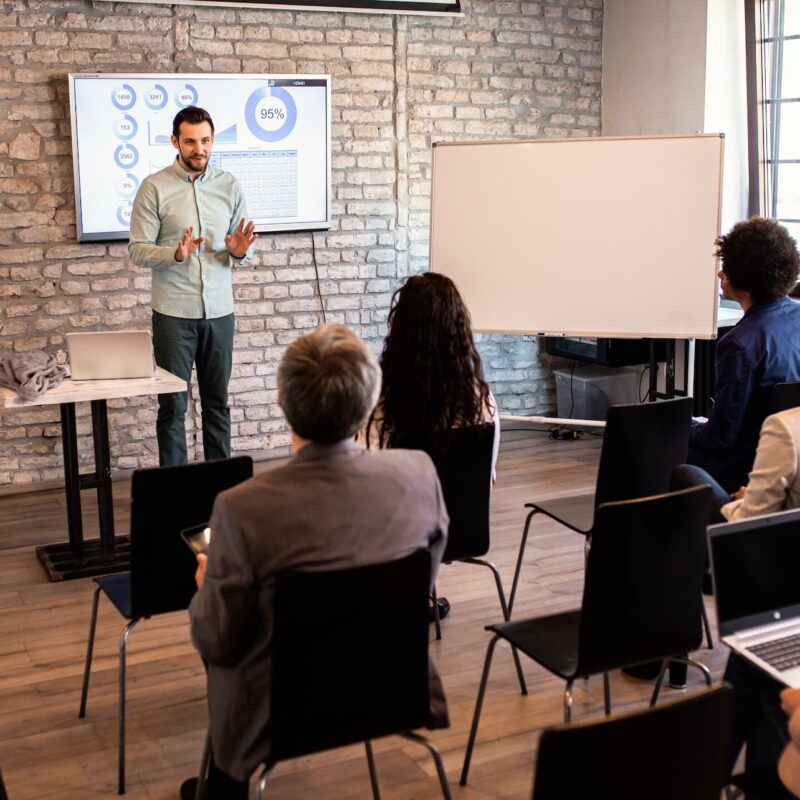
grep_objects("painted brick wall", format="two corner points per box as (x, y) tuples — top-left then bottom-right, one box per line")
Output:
(0, 0), (602, 486)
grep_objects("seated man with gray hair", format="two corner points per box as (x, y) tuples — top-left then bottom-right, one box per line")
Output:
(182, 323), (449, 799)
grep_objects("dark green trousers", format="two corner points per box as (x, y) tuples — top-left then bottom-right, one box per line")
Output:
(152, 311), (234, 466)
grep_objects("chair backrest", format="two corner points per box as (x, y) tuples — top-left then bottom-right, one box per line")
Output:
(769, 381), (800, 415)
(531, 686), (732, 800)
(576, 485), (711, 676)
(129, 456), (253, 618)
(393, 423), (494, 561)
(269, 549), (432, 762)
(594, 397), (692, 507)
(0, 765), (8, 800)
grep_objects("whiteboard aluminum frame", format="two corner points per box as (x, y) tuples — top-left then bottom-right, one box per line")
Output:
(429, 133), (725, 340)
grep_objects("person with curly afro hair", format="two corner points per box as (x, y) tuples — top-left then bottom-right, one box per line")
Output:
(689, 216), (800, 492)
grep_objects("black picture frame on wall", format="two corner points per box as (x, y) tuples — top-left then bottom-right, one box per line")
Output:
(95, 0), (462, 14)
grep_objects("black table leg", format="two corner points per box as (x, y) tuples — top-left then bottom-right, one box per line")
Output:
(36, 400), (130, 581)
(91, 399), (116, 558)
(60, 402), (84, 560)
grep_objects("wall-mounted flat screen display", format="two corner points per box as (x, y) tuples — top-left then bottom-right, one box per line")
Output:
(68, 73), (331, 242)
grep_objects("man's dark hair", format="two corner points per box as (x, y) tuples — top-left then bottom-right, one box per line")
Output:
(716, 217), (800, 304)
(172, 106), (215, 138)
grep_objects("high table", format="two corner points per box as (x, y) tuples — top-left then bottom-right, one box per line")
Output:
(0, 367), (185, 581)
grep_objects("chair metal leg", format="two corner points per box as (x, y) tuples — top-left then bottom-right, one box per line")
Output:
(650, 656), (712, 708)
(118, 619), (138, 795)
(603, 672), (611, 716)
(365, 741), (381, 800)
(508, 508), (536, 619)
(194, 731), (211, 800)
(464, 559), (511, 620)
(563, 679), (574, 723)
(509, 508), (537, 616)
(673, 654), (713, 686)
(659, 653), (712, 690)
(460, 634), (501, 786)
(79, 584), (102, 718)
(431, 586), (442, 641)
(403, 732), (453, 800)
(464, 558), (527, 695)
(649, 659), (670, 707)
(256, 764), (275, 799)
(701, 597), (714, 649)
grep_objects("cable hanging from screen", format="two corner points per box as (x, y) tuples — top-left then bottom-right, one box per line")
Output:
(311, 232), (326, 325)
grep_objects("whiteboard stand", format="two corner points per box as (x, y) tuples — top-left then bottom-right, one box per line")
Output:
(501, 414), (606, 429)
(500, 337), (689, 433)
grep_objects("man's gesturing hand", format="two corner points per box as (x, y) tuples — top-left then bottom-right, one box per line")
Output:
(175, 226), (204, 263)
(225, 217), (257, 258)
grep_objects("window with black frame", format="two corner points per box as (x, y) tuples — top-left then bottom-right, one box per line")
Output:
(747, 0), (800, 242)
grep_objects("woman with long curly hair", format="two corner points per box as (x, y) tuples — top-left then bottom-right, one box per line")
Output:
(367, 274), (499, 624)
(367, 272), (498, 461)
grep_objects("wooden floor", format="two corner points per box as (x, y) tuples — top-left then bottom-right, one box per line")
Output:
(0, 429), (731, 799)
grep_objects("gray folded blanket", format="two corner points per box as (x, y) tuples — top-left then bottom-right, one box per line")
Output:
(0, 351), (68, 401)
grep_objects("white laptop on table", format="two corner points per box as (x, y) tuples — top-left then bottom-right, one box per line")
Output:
(66, 330), (154, 381)
(709, 508), (800, 687)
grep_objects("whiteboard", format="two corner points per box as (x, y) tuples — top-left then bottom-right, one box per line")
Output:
(429, 134), (724, 339)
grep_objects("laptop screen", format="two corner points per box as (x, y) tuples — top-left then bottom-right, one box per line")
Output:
(708, 508), (800, 637)
(66, 330), (153, 381)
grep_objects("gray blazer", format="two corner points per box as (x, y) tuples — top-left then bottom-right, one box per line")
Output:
(189, 439), (450, 782)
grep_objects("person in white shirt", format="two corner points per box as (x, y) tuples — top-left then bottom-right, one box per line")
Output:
(674, 406), (800, 522)
(675, 406), (800, 777)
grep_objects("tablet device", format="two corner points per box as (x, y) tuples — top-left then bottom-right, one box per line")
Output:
(180, 523), (212, 556)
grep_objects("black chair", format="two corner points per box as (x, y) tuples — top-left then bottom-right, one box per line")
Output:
(769, 381), (800, 415)
(530, 686), (732, 800)
(508, 397), (713, 648)
(394, 423), (527, 691)
(195, 549), (452, 800)
(460, 485), (713, 785)
(78, 456), (253, 795)
(0, 766), (7, 800)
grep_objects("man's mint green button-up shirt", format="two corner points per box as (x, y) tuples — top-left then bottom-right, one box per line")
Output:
(128, 159), (252, 320)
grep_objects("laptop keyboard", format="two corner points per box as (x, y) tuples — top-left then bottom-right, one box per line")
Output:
(747, 633), (800, 672)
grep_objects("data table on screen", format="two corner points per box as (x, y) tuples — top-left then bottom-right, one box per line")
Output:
(210, 150), (298, 220)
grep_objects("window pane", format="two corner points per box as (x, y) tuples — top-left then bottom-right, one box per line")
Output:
(778, 101), (800, 160)
(780, 221), (800, 246)
(775, 163), (800, 219)
(780, 39), (800, 97)
(784, 0), (800, 37)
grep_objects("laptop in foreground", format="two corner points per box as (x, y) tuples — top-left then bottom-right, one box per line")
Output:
(66, 330), (153, 380)
(709, 508), (800, 687)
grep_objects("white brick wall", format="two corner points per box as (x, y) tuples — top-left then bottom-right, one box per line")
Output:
(0, 0), (602, 486)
